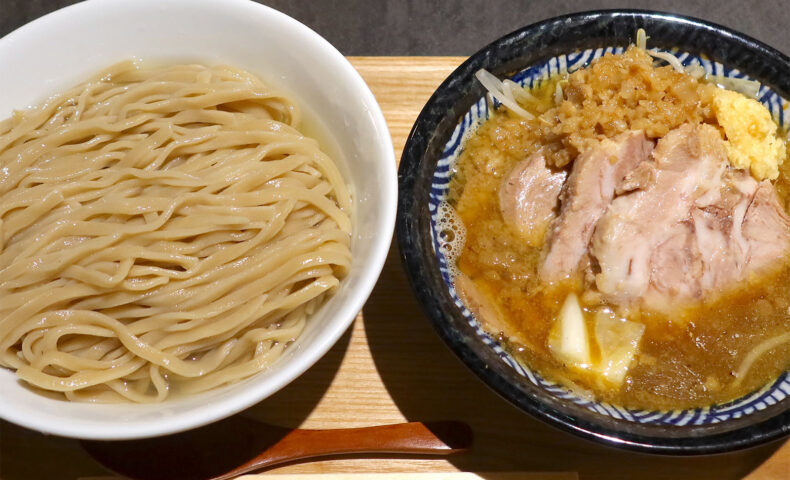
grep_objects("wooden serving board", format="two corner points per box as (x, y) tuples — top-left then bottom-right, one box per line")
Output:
(0, 57), (788, 480)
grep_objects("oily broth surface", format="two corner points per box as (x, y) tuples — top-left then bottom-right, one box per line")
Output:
(449, 51), (790, 410)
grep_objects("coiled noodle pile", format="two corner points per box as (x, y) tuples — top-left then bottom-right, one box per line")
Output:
(0, 61), (352, 402)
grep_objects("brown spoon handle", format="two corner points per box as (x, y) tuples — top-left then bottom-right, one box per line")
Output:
(211, 421), (472, 480)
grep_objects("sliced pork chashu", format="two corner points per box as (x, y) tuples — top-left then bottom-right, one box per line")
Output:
(742, 180), (790, 269)
(499, 151), (567, 246)
(591, 123), (790, 309)
(592, 123), (728, 304)
(540, 130), (654, 284)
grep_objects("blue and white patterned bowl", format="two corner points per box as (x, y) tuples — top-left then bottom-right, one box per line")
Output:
(397, 10), (790, 454)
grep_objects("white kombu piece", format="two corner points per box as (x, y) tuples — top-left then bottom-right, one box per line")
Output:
(594, 312), (646, 387)
(549, 293), (646, 388)
(549, 293), (591, 367)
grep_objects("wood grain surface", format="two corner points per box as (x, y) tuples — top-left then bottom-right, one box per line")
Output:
(0, 57), (788, 480)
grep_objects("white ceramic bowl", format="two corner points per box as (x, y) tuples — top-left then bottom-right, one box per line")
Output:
(0, 0), (395, 440)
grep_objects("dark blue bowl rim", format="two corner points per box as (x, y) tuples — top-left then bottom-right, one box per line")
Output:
(396, 9), (790, 455)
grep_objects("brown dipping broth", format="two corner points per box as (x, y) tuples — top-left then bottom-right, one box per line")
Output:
(449, 47), (790, 410)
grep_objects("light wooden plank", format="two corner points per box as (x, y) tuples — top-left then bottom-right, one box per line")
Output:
(349, 56), (462, 161)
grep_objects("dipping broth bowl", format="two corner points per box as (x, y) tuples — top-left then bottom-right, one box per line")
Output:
(397, 10), (790, 454)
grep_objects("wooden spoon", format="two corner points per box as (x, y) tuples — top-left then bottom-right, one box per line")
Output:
(82, 417), (472, 480)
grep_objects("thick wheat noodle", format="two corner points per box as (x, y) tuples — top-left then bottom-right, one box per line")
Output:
(0, 60), (352, 402)
(733, 332), (790, 386)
